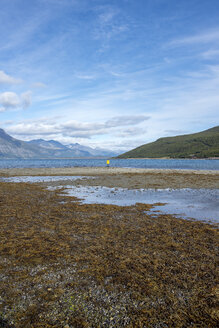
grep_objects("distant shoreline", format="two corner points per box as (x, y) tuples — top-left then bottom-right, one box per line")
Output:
(1, 166), (219, 175)
(0, 156), (219, 160)
(115, 157), (219, 160)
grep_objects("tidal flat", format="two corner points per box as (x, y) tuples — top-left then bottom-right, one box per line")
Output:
(0, 168), (219, 327)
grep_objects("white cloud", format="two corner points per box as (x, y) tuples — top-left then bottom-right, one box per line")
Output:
(169, 29), (219, 46)
(115, 127), (146, 137)
(0, 92), (20, 109)
(6, 62), (217, 150)
(21, 91), (32, 109)
(61, 120), (104, 132)
(0, 70), (22, 84)
(0, 91), (32, 111)
(6, 122), (58, 136)
(106, 115), (149, 127)
(6, 115), (150, 140)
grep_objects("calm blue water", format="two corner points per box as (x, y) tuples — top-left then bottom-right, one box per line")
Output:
(0, 158), (218, 170)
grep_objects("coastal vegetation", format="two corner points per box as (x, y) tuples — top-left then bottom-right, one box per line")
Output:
(0, 179), (218, 327)
(117, 126), (219, 159)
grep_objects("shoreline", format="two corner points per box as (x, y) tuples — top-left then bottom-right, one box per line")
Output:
(0, 166), (219, 176)
(1, 167), (219, 189)
(116, 157), (219, 160)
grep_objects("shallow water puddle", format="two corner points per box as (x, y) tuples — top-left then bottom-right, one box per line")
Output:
(1, 176), (218, 223)
(0, 175), (90, 183)
(62, 185), (219, 223)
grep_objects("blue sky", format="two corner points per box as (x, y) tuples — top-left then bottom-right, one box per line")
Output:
(0, 0), (219, 151)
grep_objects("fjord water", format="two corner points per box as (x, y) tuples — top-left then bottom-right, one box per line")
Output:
(0, 158), (219, 170)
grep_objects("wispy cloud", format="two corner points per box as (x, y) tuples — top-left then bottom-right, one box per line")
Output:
(169, 28), (219, 46)
(98, 8), (118, 24)
(0, 71), (22, 85)
(202, 49), (219, 59)
(39, 0), (79, 6)
(21, 91), (32, 109)
(93, 4), (129, 51)
(0, 14), (46, 52)
(31, 82), (47, 88)
(75, 74), (96, 80)
(105, 115), (148, 127)
(34, 93), (71, 103)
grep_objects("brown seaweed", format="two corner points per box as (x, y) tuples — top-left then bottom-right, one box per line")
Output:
(0, 181), (218, 327)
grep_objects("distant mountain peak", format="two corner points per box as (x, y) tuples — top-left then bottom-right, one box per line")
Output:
(0, 128), (118, 158)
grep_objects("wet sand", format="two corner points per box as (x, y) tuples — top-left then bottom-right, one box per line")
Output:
(1, 167), (218, 189)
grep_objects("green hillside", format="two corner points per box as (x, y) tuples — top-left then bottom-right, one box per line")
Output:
(117, 126), (219, 159)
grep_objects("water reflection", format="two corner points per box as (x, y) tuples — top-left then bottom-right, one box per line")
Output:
(1, 176), (218, 223)
(62, 186), (219, 223)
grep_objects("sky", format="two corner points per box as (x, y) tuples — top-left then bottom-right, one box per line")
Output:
(0, 0), (219, 152)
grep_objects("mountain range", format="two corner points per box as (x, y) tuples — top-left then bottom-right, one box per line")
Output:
(117, 126), (219, 159)
(1, 126), (218, 160)
(0, 128), (118, 158)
